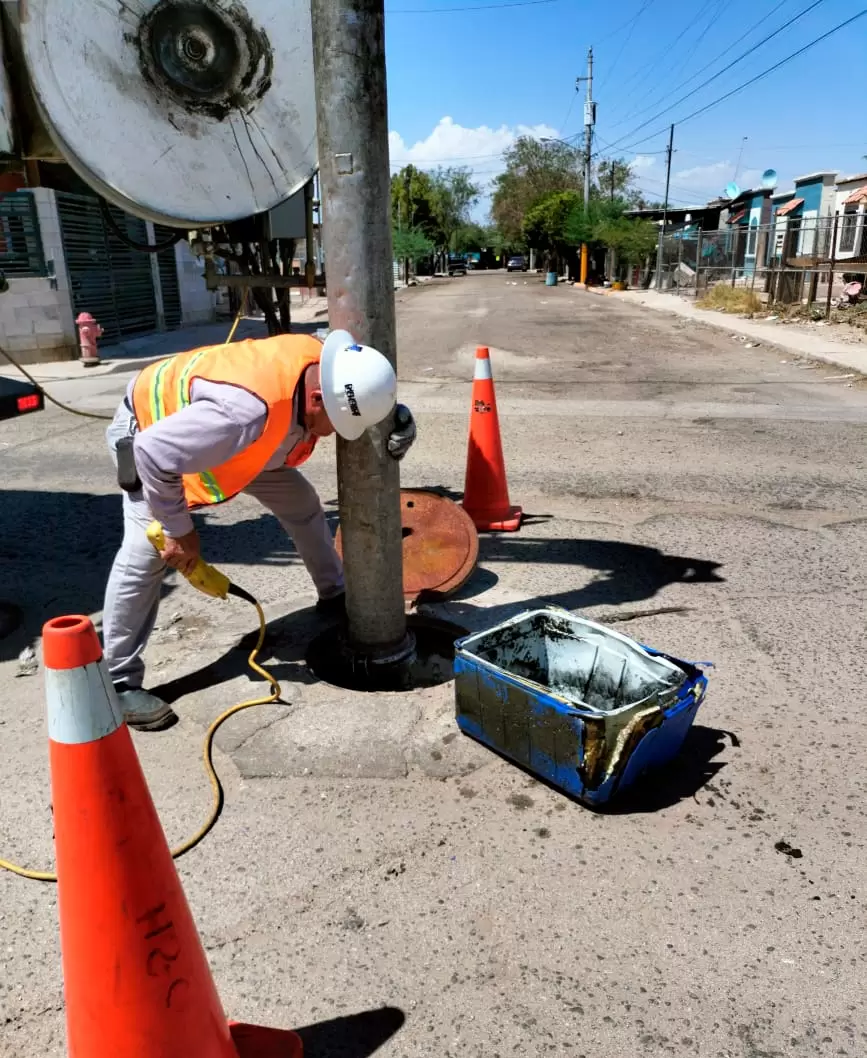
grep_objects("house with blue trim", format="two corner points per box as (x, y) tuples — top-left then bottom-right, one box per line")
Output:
(720, 187), (774, 275)
(769, 171), (837, 263)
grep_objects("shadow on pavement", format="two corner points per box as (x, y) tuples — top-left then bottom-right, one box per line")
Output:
(0, 491), (130, 662)
(0, 488), (333, 662)
(294, 1006), (405, 1058)
(150, 605), (324, 704)
(447, 534), (725, 631)
(599, 725), (739, 814)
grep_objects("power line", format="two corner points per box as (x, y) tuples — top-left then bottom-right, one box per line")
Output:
(559, 87), (579, 137)
(604, 0), (828, 151)
(605, 0), (789, 133)
(387, 0), (559, 11)
(603, 0), (718, 104)
(595, 0), (656, 94)
(617, 8), (867, 153)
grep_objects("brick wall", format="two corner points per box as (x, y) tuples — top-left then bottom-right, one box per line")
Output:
(0, 188), (77, 365)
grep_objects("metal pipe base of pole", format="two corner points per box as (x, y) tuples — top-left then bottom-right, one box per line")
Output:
(306, 614), (466, 693)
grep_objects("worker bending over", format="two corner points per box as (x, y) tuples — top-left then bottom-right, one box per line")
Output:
(103, 329), (415, 731)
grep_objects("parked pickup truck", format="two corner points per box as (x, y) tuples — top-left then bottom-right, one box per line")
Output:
(0, 375), (44, 420)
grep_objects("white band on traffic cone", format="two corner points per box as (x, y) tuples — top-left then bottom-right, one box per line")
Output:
(46, 660), (123, 745)
(473, 356), (493, 381)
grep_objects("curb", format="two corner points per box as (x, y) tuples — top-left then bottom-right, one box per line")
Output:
(595, 290), (867, 379)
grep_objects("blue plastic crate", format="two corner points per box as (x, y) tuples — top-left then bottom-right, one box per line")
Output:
(454, 608), (707, 806)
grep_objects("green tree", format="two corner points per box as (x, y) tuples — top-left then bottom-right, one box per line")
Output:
(392, 225), (435, 283)
(390, 165), (438, 241)
(491, 136), (583, 243)
(594, 158), (635, 202)
(523, 189), (584, 271)
(594, 216), (657, 257)
(392, 226), (435, 260)
(453, 222), (488, 253)
(428, 167), (480, 252)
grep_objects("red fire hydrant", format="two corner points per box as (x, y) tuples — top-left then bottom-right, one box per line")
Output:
(76, 312), (103, 367)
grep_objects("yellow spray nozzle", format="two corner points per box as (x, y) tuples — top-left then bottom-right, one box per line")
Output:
(145, 520), (231, 600)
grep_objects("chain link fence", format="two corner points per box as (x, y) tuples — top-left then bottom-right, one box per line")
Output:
(654, 215), (867, 316)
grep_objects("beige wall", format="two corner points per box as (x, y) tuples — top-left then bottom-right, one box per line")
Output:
(175, 240), (216, 325)
(0, 189), (78, 364)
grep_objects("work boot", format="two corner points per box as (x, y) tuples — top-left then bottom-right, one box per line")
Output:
(315, 591), (346, 622)
(113, 683), (176, 732)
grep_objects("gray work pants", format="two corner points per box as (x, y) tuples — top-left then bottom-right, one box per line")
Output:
(102, 402), (344, 689)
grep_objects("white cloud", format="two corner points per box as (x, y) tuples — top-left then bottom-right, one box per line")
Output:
(389, 116), (558, 220)
(674, 161), (732, 190)
(630, 154), (657, 172)
(738, 168), (763, 190)
(388, 116), (558, 173)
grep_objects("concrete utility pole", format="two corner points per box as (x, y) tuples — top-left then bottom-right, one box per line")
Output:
(580, 47), (595, 284)
(655, 124), (675, 291)
(311, 0), (410, 661)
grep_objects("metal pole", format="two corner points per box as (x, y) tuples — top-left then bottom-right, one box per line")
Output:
(304, 179), (316, 290)
(825, 212), (839, 319)
(676, 232), (682, 294)
(731, 227), (738, 288)
(580, 47), (593, 285)
(695, 228), (703, 299)
(655, 124), (674, 291)
(311, 0), (409, 658)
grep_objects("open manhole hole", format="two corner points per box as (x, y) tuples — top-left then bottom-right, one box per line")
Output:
(306, 614), (467, 692)
(0, 602), (22, 640)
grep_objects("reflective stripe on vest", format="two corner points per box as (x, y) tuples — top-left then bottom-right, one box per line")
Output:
(132, 334), (322, 509)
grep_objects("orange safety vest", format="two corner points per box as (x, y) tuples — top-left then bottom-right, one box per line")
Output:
(132, 333), (322, 509)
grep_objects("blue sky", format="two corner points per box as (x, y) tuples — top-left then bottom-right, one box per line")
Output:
(384, 0), (867, 217)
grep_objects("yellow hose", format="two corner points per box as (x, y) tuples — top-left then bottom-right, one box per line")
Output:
(0, 287), (265, 881)
(0, 594), (281, 882)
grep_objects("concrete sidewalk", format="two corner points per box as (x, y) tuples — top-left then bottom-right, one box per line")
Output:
(613, 287), (867, 376)
(0, 300), (329, 384)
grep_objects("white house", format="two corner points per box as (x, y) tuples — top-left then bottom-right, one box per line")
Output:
(833, 173), (867, 261)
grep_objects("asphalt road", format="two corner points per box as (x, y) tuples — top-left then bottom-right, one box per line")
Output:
(1, 272), (866, 1057)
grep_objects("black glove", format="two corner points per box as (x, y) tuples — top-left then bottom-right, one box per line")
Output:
(387, 403), (416, 460)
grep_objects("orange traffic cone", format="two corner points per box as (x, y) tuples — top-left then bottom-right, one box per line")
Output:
(43, 614), (302, 1058)
(462, 346), (522, 532)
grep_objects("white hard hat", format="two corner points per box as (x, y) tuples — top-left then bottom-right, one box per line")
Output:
(319, 329), (397, 441)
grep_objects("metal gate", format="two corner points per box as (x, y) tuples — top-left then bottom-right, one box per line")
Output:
(56, 192), (159, 342)
(155, 224), (182, 329)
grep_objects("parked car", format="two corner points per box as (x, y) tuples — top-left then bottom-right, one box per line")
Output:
(448, 258), (468, 277)
(506, 255), (528, 272)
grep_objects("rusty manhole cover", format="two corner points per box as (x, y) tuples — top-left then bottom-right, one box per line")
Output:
(335, 489), (479, 602)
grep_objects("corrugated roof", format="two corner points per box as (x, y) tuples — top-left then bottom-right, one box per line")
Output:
(843, 185), (867, 205)
(775, 197), (804, 217)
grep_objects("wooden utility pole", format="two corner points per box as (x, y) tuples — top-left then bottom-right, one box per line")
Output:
(579, 47), (594, 284)
(311, 0), (411, 662)
(655, 124), (674, 291)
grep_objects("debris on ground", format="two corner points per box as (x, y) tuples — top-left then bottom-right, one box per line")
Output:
(774, 839), (803, 860)
(15, 646), (38, 677)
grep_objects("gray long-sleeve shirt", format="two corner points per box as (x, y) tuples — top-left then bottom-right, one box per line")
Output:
(127, 376), (309, 538)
